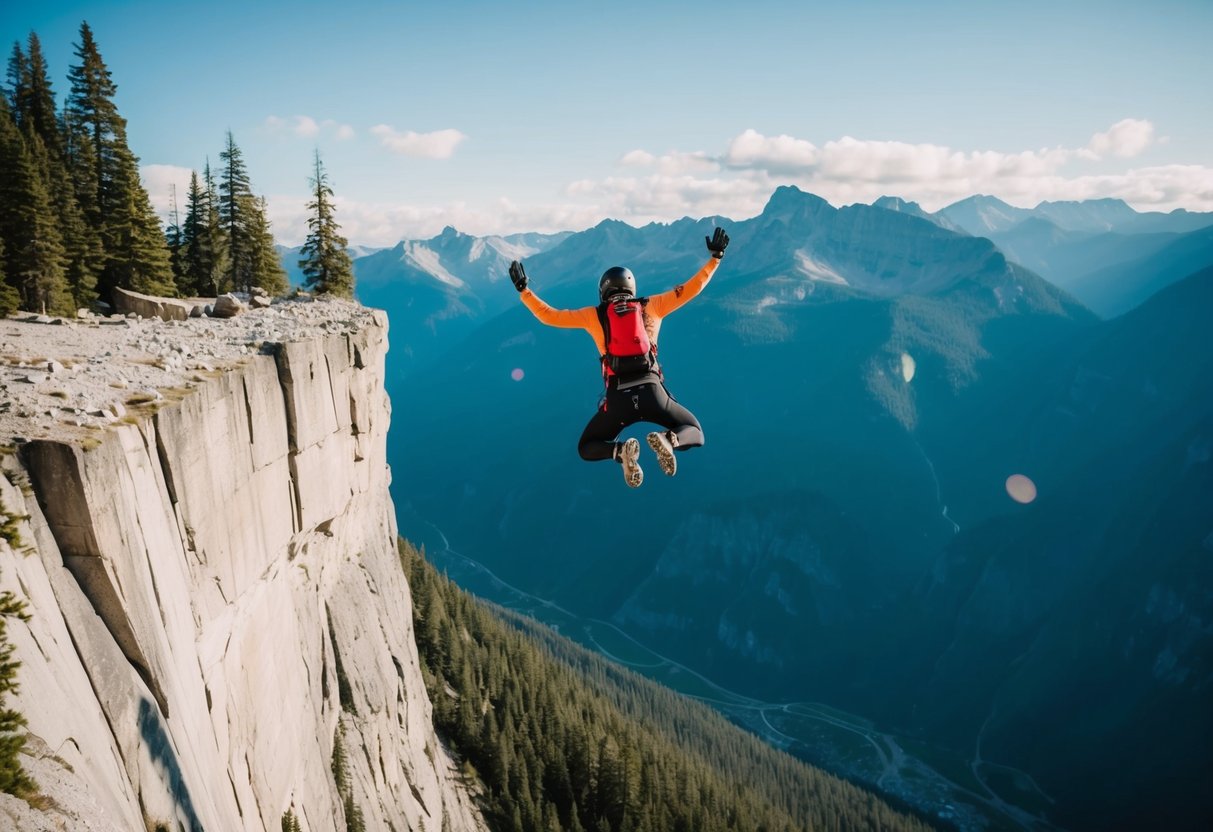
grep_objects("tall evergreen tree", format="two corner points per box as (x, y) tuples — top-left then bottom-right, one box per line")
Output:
(0, 98), (70, 314)
(66, 21), (170, 299)
(18, 33), (98, 309)
(20, 34), (62, 157)
(299, 150), (354, 298)
(104, 144), (174, 296)
(5, 42), (29, 125)
(198, 160), (228, 295)
(0, 238), (19, 317)
(181, 170), (214, 296)
(65, 22), (117, 232)
(219, 130), (253, 294)
(245, 194), (287, 296)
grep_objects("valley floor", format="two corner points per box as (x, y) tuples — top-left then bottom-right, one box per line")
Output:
(409, 514), (1067, 832)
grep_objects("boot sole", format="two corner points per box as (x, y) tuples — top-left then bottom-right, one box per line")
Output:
(621, 438), (643, 487)
(647, 432), (677, 476)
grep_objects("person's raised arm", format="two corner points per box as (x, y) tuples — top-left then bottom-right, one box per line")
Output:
(510, 260), (594, 329)
(648, 227), (729, 317)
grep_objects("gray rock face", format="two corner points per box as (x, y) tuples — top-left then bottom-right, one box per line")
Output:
(0, 313), (484, 831)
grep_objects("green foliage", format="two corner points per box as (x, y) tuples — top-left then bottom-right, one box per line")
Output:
(330, 721), (366, 832)
(245, 193), (287, 297)
(67, 21), (175, 301)
(219, 131), (254, 294)
(281, 809), (302, 832)
(3, 24), (351, 310)
(401, 539), (932, 832)
(179, 165), (227, 297)
(300, 150), (355, 298)
(0, 238), (19, 316)
(0, 552), (33, 796)
(0, 97), (70, 315)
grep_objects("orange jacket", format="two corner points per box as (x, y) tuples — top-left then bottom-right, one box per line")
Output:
(519, 258), (721, 358)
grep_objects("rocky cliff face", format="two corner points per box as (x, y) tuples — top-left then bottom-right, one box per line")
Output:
(0, 301), (484, 831)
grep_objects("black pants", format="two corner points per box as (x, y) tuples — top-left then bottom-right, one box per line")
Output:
(578, 380), (704, 461)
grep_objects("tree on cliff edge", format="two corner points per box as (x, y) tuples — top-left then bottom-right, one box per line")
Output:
(0, 569), (33, 796)
(66, 22), (172, 299)
(299, 149), (354, 298)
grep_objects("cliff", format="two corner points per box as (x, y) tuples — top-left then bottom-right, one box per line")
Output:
(0, 300), (485, 831)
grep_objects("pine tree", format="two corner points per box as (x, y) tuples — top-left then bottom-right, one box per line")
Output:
(219, 130), (253, 294)
(245, 194), (287, 296)
(180, 171), (206, 295)
(0, 575), (33, 797)
(204, 162), (228, 291)
(67, 21), (171, 300)
(5, 43), (27, 125)
(0, 97), (70, 314)
(15, 36), (99, 310)
(20, 34), (62, 157)
(180, 169), (224, 297)
(0, 239), (19, 316)
(104, 145), (174, 296)
(65, 22), (118, 233)
(299, 149), (354, 298)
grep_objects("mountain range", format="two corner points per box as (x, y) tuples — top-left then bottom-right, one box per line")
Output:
(283, 186), (1213, 829)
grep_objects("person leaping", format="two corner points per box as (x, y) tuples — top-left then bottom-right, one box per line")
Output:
(507, 226), (729, 487)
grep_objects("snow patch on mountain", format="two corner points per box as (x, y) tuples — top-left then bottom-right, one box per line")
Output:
(402, 243), (465, 287)
(795, 250), (848, 285)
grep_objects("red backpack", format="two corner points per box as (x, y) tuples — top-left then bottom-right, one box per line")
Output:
(597, 296), (659, 379)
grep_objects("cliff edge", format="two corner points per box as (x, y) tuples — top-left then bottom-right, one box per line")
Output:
(0, 299), (485, 831)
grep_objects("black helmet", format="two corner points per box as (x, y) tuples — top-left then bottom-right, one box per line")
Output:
(599, 266), (636, 302)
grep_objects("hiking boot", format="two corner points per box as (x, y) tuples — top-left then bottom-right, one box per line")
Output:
(647, 431), (677, 477)
(617, 437), (643, 488)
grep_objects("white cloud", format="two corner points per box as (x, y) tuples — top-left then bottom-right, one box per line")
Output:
(140, 164), (196, 223)
(182, 117), (1211, 250)
(1086, 118), (1154, 159)
(370, 125), (467, 159)
(723, 128), (819, 173)
(589, 119), (1212, 218)
(263, 114), (356, 141)
(264, 194), (608, 248)
(619, 149), (719, 176)
(293, 115), (320, 137)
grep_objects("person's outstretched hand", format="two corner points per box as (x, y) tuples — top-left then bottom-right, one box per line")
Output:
(706, 227), (729, 259)
(509, 260), (528, 292)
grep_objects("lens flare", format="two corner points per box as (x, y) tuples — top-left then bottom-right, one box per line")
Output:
(1006, 474), (1037, 504)
(510, 368), (524, 381)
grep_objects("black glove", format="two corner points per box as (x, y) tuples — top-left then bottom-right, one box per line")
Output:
(508, 260), (528, 292)
(706, 227), (729, 259)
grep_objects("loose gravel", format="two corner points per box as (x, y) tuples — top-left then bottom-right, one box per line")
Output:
(1, 296), (380, 446)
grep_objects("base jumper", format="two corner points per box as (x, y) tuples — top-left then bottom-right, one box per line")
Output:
(508, 226), (729, 487)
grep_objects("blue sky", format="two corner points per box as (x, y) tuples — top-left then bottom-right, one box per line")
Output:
(4, 0), (1212, 246)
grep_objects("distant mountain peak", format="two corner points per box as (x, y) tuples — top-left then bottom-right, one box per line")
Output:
(872, 196), (967, 234)
(761, 185), (833, 222)
(873, 196), (924, 212)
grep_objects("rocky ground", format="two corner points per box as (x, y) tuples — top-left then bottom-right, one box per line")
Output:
(0, 296), (382, 446)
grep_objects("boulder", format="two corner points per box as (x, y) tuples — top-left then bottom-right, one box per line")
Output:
(112, 287), (193, 322)
(212, 294), (245, 319)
